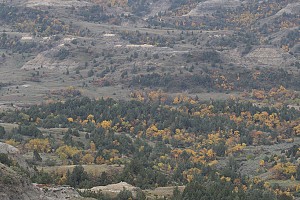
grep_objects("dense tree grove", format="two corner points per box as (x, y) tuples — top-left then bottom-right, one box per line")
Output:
(1, 95), (300, 198)
(0, 4), (70, 36)
(130, 68), (300, 92)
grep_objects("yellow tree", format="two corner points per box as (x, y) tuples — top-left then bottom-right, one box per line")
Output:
(95, 156), (105, 164)
(206, 149), (216, 160)
(25, 138), (51, 153)
(82, 153), (94, 164)
(56, 145), (80, 159)
(183, 168), (202, 182)
(99, 120), (112, 129)
(67, 117), (74, 122)
(294, 124), (300, 136)
(173, 96), (181, 104)
(259, 160), (265, 167)
(5, 139), (20, 147)
(146, 124), (158, 138)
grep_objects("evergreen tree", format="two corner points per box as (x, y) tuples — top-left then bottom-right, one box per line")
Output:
(171, 186), (182, 200)
(116, 188), (133, 200)
(66, 165), (88, 188)
(33, 149), (42, 162)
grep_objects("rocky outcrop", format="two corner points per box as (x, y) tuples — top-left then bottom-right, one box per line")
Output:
(274, 2), (300, 16)
(0, 162), (94, 200)
(0, 142), (93, 200)
(244, 47), (295, 66)
(40, 185), (93, 200)
(80, 182), (140, 198)
(186, 0), (241, 16)
(22, 53), (78, 71)
(0, 163), (42, 200)
(0, 142), (20, 155)
(0, 142), (32, 174)
(25, 0), (93, 8)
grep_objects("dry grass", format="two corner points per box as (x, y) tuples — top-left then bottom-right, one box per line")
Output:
(268, 179), (300, 189)
(0, 123), (19, 132)
(144, 186), (185, 199)
(38, 164), (124, 176)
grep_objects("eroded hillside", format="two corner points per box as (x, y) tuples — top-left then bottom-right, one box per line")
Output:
(0, 0), (298, 107)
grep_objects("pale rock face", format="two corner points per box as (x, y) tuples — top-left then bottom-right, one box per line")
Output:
(0, 163), (42, 200)
(245, 47), (295, 66)
(186, 0), (242, 16)
(22, 53), (78, 71)
(80, 182), (140, 198)
(0, 142), (20, 154)
(274, 2), (300, 16)
(0, 162), (91, 200)
(25, 0), (93, 8)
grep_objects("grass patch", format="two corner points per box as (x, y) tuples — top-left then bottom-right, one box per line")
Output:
(38, 164), (124, 176)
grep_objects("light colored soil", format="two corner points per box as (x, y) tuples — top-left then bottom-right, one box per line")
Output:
(25, 0), (93, 7)
(38, 164), (124, 176)
(187, 0), (241, 16)
(144, 186), (185, 200)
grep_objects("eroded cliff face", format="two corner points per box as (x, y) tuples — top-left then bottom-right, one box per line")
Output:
(0, 142), (33, 174)
(0, 142), (93, 200)
(0, 162), (95, 200)
(0, 163), (42, 200)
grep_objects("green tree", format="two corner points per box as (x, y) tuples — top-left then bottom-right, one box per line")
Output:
(116, 188), (133, 200)
(67, 165), (89, 188)
(0, 153), (12, 166)
(33, 149), (42, 162)
(136, 189), (146, 200)
(296, 165), (300, 181)
(171, 186), (182, 200)
(0, 125), (5, 138)
(31, 169), (54, 184)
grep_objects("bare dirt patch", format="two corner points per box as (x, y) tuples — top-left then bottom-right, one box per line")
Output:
(25, 0), (93, 8)
(187, 0), (241, 16)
